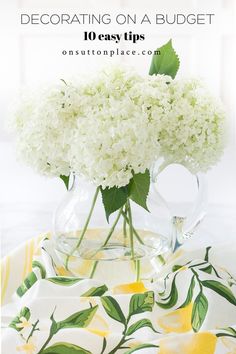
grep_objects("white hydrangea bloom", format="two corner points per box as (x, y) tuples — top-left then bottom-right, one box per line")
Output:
(11, 67), (226, 187)
(70, 68), (170, 188)
(12, 82), (80, 176)
(155, 79), (226, 173)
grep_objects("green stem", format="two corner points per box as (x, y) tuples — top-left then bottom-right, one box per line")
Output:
(216, 333), (236, 338)
(65, 187), (100, 270)
(123, 205), (127, 245)
(127, 200), (134, 260)
(37, 332), (53, 354)
(89, 208), (123, 278)
(122, 210), (166, 267)
(121, 211), (144, 245)
(108, 321), (131, 354)
(90, 261), (99, 279)
(26, 319), (39, 343)
(136, 260), (140, 281)
(191, 269), (203, 291)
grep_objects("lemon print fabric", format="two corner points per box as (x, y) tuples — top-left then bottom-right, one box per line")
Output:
(158, 303), (193, 333)
(159, 332), (217, 354)
(1, 238), (236, 354)
(113, 281), (148, 294)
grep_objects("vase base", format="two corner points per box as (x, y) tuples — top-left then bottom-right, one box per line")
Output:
(54, 228), (170, 285)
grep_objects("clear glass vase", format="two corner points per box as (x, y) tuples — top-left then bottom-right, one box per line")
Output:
(152, 161), (207, 252)
(53, 164), (207, 286)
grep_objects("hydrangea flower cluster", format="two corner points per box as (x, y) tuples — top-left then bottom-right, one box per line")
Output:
(11, 67), (225, 188)
(70, 68), (171, 187)
(157, 79), (226, 173)
(12, 83), (80, 177)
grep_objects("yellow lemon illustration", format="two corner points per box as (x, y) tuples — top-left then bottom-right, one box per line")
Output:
(55, 266), (71, 276)
(86, 328), (110, 337)
(16, 338), (36, 354)
(86, 313), (110, 337)
(73, 259), (93, 277)
(159, 332), (217, 354)
(113, 281), (148, 294)
(158, 303), (193, 333)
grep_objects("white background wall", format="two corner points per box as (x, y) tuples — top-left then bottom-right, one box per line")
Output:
(1, 0), (236, 255)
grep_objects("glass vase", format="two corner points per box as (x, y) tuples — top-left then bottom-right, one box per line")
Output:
(53, 164), (207, 286)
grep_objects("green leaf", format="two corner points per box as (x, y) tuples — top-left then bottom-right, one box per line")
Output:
(202, 280), (236, 305)
(101, 296), (126, 324)
(128, 170), (150, 211)
(16, 272), (38, 297)
(149, 39), (180, 79)
(204, 246), (211, 262)
(125, 343), (159, 354)
(100, 185), (128, 221)
(81, 285), (108, 297)
(199, 265), (212, 274)
(172, 264), (183, 272)
(126, 319), (159, 336)
(100, 337), (107, 354)
(9, 307), (31, 332)
(60, 175), (70, 190)
(41, 342), (91, 354)
(32, 260), (46, 278)
(49, 310), (58, 335)
(57, 305), (98, 331)
(216, 327), (236, 338)
(47, 277), (82, 286)
(20, 307), (30, 320)
(191, 292), (208, 332)
(156, 275), (178, 309)
(179, 276), (195, 309)
(129, 291), (154, 317)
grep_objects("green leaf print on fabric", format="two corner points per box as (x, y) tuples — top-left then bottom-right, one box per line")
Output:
(81, 285), (108, 297)
(128, 291), (154, 317)
(202, 280), (236, 306)
(37, 306), (98, 353)
(125, 343), (159, 353)
(101, 296), (126, 324)
(156, 275), (178, 309)
(16, 272), (37, 297)
(41, 342), (92, 354)
(9, 307), (31, 332)
(191, 292), (208, 332)
(126, 319), (159, 336)
(216, 327), (236, 338)
(47, 277), (83, 286)
(32, 260), (47, 278)
(57, 305), (98, 331)
(179, 276), (195, 309)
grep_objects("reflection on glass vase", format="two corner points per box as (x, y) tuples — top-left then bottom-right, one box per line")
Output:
(53, 164), (207, 287)
(152, 161), (207, 253)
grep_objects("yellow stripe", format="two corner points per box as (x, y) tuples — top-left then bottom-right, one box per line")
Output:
(22, 242), (29, 280)
(1, 256), (10, 305)
(1, 261), (5, 287)
(27, 239), (35, 274)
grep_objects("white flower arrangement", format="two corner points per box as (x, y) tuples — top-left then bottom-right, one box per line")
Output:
(12, 83), (80, 177)
(12, 68), (225, 188)
(70, 68), (171, 188)
(10, 39), (227, 271)
(157, 79), (226, 173)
